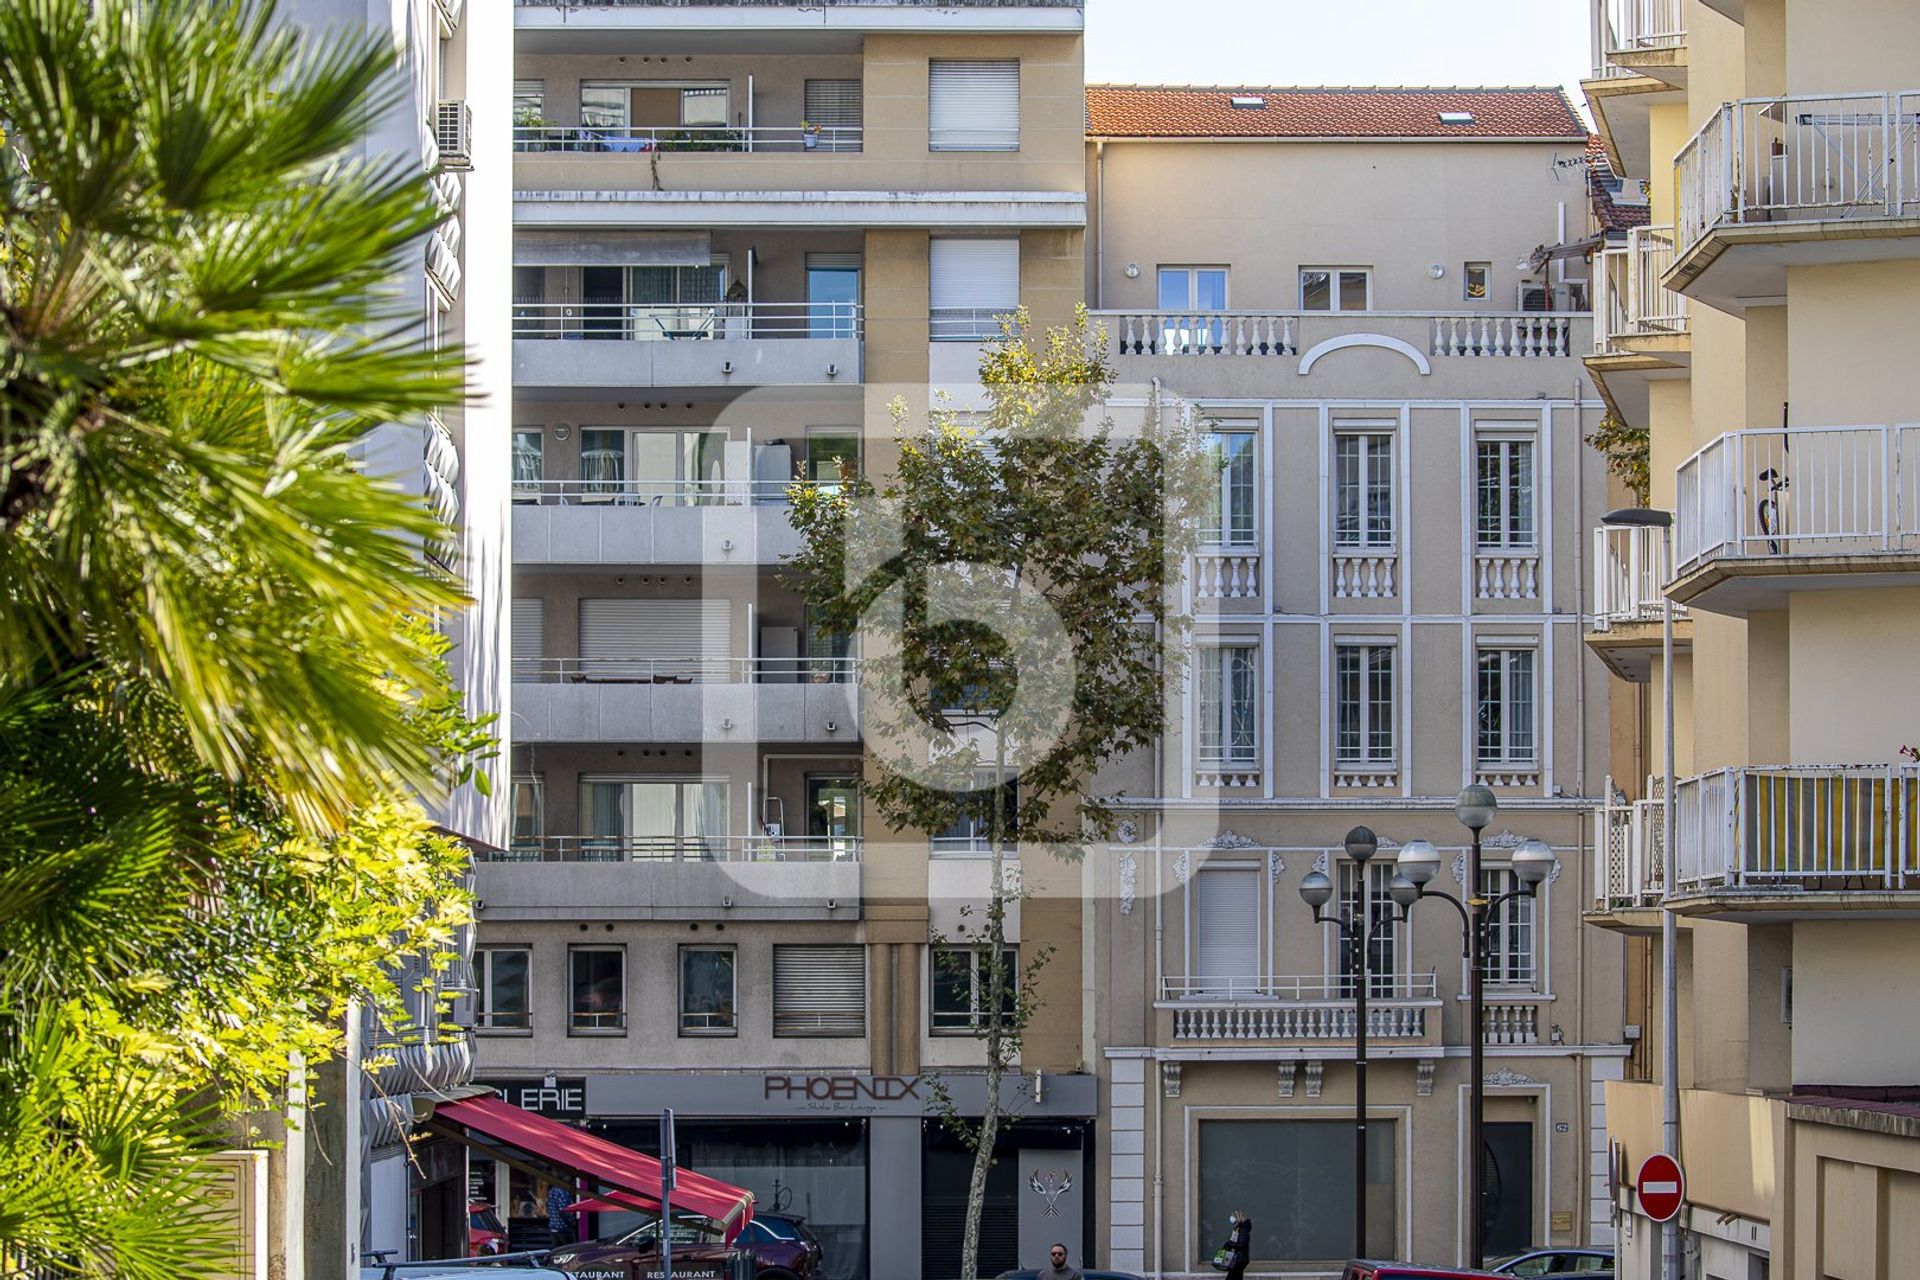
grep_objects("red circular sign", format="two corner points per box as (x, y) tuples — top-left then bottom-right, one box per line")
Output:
(1636, 1153), (1685, 1223)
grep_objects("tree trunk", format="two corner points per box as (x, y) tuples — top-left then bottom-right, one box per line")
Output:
(958, 732), (1013, 1280)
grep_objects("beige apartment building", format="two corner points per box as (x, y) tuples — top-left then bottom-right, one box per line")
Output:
(1080, 87), (1630, 1275)
(1585, 2), (1920, 1278)
(480, 3), (1090, 1277)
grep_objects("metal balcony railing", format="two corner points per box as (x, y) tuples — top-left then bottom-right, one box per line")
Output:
(1677, 91), (1920, 256)
(1593, 524), (1688, 628)
(1674, 765), (1920, 891)
(514, 124), (863, 154)
(512, 300), (860, 341)
(487, 835), (863, 863)
(510, 476), (837, 506)
(518, 0), (1081, 6)
(1095, 310), (1577, 360)
(1674, 424), (1920, 572)
(511, 656), (857, 684)
(1594, 774), (1667, 909)
(1592, 231), (1685, 352)
(1603, 0), (1686, 55)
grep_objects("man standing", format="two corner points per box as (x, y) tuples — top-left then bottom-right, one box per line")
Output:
(1038, 1242), (1083, 1280)
(546, 1182), (576, 1247)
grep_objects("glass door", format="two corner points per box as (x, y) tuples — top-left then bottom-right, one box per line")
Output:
(807, 776), (861, 859)
(1157, 267), (1228, 352)
(584, 780), (730, 862)
(807, 265), (861, 339)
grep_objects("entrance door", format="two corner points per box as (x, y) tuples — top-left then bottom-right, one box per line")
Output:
(1481, 1121), (1535, 1259)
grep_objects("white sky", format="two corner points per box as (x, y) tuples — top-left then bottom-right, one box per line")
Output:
(1084, 0), (1594, 123)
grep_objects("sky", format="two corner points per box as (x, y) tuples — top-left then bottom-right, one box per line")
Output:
(1084, 0), (1594, 122)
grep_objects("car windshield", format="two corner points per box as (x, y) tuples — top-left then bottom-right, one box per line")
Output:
(470, 1206), (505, 1233)
(612, 1215), (720, 1249)
(754, 1217), (802, 1241)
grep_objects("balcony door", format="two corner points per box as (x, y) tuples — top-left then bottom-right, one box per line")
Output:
(577, 428), (727, 505)
(582, 779), (729, 861)
(1157, 266), (1228, 352)
(806, 254), (860, 339)
(1191, 865), (1259, 997)
(806, 776), (861, 858)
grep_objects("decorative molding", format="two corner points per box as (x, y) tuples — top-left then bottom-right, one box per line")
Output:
(1267, 850), (1286, 885)
(1312, 849), (1330, 875)
(1484, 1067), (1541, 1088)
(1298, 332), (1433, 377)
(1547, 858), (1563, 885)
(1415, 1060), (1436, 1097)
(1173, 848), (1191, 885)
(1276, 1062), (1297, 1099)
(1482, 828), (1527, 850)
(1303, 1060), (1325, 1098)
(1118, 852), (1138, 916)
(1205, 830), (1260, 849)
(1449, 850), (1468, 886)
(1116, 819), (1139, 845)
(1376, 834), (1400, 850)
(1161, 1061), (1183, 1099)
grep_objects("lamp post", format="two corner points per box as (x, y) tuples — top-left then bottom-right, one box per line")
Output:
(1393, 791), (1557, 1270)
(1299, 826), (1421, 1260)
(1604, 505), (1679, 1280)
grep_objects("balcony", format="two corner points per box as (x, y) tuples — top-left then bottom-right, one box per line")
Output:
(1157, 974), (1442, 1044)
(1672, 424), (1920, 613)
(1671, 765), (1920, 918)
(1672, 92), (1920, 312)
(476, 835), (861, 922)
(513, 301), (861, 391)
(1588, 524), (1690, 680)
(1598, 0), (1687, 87)
(1592, 775), (1667, 926)
(516, 125), (862, 156)
(512, 660), (859, 743)
(512, 480), (819, 566)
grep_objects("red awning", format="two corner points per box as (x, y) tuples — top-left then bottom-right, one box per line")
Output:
(426, 1094), (754, 1238)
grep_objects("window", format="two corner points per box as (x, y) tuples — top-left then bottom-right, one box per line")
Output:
(803, 430), (860, 490)
(1334, 643), (1395, 766)
(1482, 870), (1537, 987)
(1337, 862), (1402, 996)
(929, 237), (1019, 340)
(931, 777), (1018, 855)
(1201, 428), (1257, 547)
(569, 946), (625, 1033)
(804, 605), (854, 684)
(1191, 866), (1259, 995)
(803, 79), (862, 150)
(772, 945), (866, 1037)
(581, 777), (729, 860)
(806, 256), (861, 340)
(576, 428), (727, 504)
(512, 429), (543, 500)
(928, 60), (1019, 151)
(580, 82), (730, 131)
(509, 774), (543, 854)
(1464, 261), (1491, 302)
(807, 776), (860, 849)
(679, 946), (737, 1035)
(476, 948), (531, 1031)
(1196, 644), (1259, 768)
(1198, 1119), (1396, 1263)
(1158, 267), (1229, 352)
(1476, 646), (1537, 766)
(513, 80), (545, 127)
(1476, 434), (1536, 549)
(1333, 429), (1395, 549)
(930, 947), (1018, 1033)
(1301, 267), (1370, 312)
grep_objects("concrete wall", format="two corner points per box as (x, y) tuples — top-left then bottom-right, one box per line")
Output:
(1786, 587), (1920, 765)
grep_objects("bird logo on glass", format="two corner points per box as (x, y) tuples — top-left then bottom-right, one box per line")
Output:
(1028, 1170), (1073, 1218)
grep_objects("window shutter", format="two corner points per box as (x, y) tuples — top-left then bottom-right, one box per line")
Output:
(928, 60), (1019, 151)
(930, 238), (1019, 339)
(805, 252), (863, 272)
(803, 79), (862, 129)
(773, 945), (866, 1036)
(579, 599), (730, 678)
(1193, 867), (1259, 994)
(512, 599), (544, 663)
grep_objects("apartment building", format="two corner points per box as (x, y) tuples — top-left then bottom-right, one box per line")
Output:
(1079, 86), (1631, 1275)
(478, 4), (1089, 1278)
(1585, 2), (1920, 1278)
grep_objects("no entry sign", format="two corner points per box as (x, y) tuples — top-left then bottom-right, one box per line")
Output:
(1637, 1152), (1685, 1223)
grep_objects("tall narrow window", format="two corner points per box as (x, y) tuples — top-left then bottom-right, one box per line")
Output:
(1337, 862), (1401, 997)
(1476, 435), (1536, 549)
(509, 775), (543, 856)
(512, 429), (543, 500)
(477, 948), (531, 1031)
(1201, 428), (1257, 547)
(569, 946), (625, 1033)
(1334, 430), (1395, 548)
(1482, 870), (1538, 986)
(1191, 866), (1260, 996)
(928, 60), (1019, 151)
(1464, 262), (1491, 302)
(1476, 647), (1537, 766)
(1334, 643), (1395, 766)
(1197, 645), (1259, 769)
(679, 946), (737, 1035)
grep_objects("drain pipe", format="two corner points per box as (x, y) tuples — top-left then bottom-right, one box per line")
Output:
(1152, 847), (1165, 1280)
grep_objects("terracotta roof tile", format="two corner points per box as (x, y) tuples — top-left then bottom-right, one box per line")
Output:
(1588, 134), (1652, 233)
(1086, 84), (1588, 140)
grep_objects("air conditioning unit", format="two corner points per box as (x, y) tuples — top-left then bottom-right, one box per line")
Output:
(1517, 284), (1552, 313)
(434, 100), (472, 171)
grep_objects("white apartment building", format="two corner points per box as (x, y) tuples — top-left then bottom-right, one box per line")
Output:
(1080, 86), (1632, 1275)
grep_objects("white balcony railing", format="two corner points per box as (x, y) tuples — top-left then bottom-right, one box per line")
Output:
(1604, 0), (1686, 55)
(1594, 245), (1630, 354)
(513, 124), (863, 154)
(512, 476), (839, 506)
(513, 301), (860, 342)
(1594, 228), (1688, 353)
(1594, 774), (1667, 909)
(1159, 973), (1440, 1041)
(1096, 311), (1576, 361)
(1194, 548), (1260, 600)
(512, 656), (857, 685)
(487, 835), (863, 864)
(1677, 92), (1920, 257)
(1593, 524), (1689, 628)
(1674, 765), (1920, 891)
(1674, 424), (1920, 572)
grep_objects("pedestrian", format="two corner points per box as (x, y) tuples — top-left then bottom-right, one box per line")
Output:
(1212, 1210), (1251, 1280)
(1037, 1241), (1082, 1280)
(546, 1182), (576, 1247)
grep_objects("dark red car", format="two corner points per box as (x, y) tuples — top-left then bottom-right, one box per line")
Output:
(469, 1202), (508, 1256)
(546, 1211), (820, 1280)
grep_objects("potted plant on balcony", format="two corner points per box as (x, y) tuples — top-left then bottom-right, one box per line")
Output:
(801, 120), (822, 151)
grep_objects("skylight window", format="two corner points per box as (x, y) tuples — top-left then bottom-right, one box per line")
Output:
(1438, 111), (1476, 125)
(1229, 95), (1266, 109)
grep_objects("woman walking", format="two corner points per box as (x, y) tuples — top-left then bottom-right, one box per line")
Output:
(1216, 1210), (1252, 1280)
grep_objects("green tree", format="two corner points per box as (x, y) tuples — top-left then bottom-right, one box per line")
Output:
(786, 309), (1213, 1279)
(0, 1), (489, 1273)
(1587, 411), (1650, 504)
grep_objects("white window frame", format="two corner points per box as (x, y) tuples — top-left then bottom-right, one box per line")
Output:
(1475, 644), (1538, 767)
(578, 80), (732, 131)
(1481, 869), (1539, 988)
(1333, 426), (1396, 549)
(1196, 642), (1260, 769)
(1463, 261), (1492, 302)
(476, 947), (532, 1033)
(512, 428), (543, 500)
(1201, 426), (1258, 548)
(1335, 861), (1404, 996)
(1475, 430), (1538, 550)
(1334, 641), (1396, 767)
(678, 944), (737, 1037)
(929, 946), (1018, 1034)
(1157, 265), (1230, 310)
(928, 59), (1020, 152)
(1300, 266), (1372, 312)
(568, 945), (626, 1035)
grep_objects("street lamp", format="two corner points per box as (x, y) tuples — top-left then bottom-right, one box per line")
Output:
(1394, 791), (1558, 1269)
(1604, 505), (1680, 1280)
(1300, 825), (1411, 1261)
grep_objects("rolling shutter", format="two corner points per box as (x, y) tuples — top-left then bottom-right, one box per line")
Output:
(928, 60), (1019, 151)
(773, 944), (866, 1037)
(1193, 867), (1259, 995)
(803, 79), (862, 129)
(579, 599), (731, 678)
(512, 599), (545, 663)
(929, 238), (1019, 339)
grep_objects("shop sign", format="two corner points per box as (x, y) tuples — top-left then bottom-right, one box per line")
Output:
(479, 1077), (586, 1119)
(762, 1074), (922, 1106)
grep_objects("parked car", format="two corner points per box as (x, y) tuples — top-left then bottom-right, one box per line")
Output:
(1488, 1249), (1614, 1276)
(1339, 1264), (1506, 1280)
(547, 1212), (813, 1280)
(469, 1202), (508, 1256)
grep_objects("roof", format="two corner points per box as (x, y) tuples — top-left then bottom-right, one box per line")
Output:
(1085, 85), (1588, 141)
(1588, 134), (1652, 234)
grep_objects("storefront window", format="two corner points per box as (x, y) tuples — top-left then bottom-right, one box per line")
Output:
(1197, 1118), (1395, 1264)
